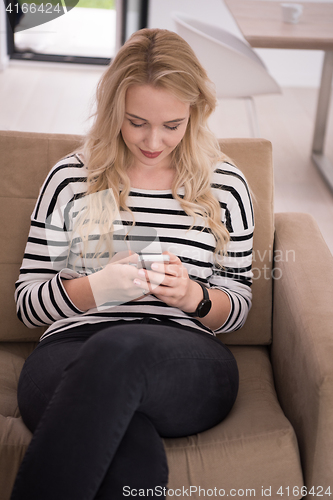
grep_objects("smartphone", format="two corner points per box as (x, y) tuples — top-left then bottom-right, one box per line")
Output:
(137, 254), (170, 270)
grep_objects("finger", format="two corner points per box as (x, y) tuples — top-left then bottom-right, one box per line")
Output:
(149, 261), (170, 274)
(162, 251), (181, 265)
(137, 268), (167, 288)
(111, 252), (139, 266)
(152, 263), (188, 282)
(165, 264), (185, 277)
(148, 284), (177, 300)
(133, 279), (150, 295)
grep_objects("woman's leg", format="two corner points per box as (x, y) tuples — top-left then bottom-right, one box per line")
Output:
(11, 322), (238, 500)
(94, 411), (168, 500)
(16, 333), (89, 433)
(15, 335), (169, 500)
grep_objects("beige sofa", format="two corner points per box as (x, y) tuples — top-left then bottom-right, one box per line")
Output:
(1, 130), (333, 499)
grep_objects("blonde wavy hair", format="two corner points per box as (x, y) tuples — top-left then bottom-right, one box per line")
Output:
(75, 28), (229, 267)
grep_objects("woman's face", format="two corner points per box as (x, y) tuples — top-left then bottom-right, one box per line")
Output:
(121, 84), (190, 172)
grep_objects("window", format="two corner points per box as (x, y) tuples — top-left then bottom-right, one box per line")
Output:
(4, 0), (148, 65)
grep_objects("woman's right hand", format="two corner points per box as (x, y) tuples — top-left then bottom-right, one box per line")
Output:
(88, 252), (147, 308)
(63, 252), (165, 311)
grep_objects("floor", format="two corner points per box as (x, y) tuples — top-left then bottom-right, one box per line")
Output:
(0, 61), (332, 254)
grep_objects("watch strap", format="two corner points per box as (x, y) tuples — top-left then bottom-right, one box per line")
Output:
(196, 281), (209, 301)
(186, 280), (211, 317)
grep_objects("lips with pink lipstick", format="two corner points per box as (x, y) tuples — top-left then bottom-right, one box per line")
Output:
(139, 149), (163, 159)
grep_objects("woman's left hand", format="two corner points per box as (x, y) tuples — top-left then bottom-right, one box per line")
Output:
(134, 251), (202, 313)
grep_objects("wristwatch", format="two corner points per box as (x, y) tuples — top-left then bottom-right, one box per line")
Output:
(187, 281), (212, 318)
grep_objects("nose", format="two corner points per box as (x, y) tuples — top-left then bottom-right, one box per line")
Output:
(144, 127), (162, 151)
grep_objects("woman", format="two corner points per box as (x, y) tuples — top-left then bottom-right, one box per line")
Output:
(11, 28), (254, 499)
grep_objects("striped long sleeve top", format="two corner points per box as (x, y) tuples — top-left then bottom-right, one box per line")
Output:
(15, 154), (254, 342)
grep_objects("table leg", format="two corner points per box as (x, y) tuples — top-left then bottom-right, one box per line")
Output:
(312, 50), (333, 192)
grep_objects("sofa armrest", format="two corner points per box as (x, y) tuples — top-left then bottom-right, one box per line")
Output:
(271, 212), (333, 493)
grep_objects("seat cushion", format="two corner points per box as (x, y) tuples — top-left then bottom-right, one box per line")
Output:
(0, 343), (35, 500)
(0, 344), (303, 499)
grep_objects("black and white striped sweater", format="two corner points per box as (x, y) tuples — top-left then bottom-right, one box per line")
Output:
(15, 154), (254, 341)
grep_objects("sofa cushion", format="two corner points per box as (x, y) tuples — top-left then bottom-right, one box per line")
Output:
(218, 139), (274, 345)
(0, 198), (36, 264)
(0, 343), (36, 500)
(0, 264), (46, 342)
(2, 131), (82, 200)
(0, 344), (303, 499)
(0, 343), (36, 417)
(0, 415), (32, 500)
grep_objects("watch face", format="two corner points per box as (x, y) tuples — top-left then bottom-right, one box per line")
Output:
(197, 299), (212, 318)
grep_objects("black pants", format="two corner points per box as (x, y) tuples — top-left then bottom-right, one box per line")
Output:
(11, 319), (239, 500)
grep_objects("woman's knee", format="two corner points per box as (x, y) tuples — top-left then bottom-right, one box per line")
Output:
(69, 324), (162, 378)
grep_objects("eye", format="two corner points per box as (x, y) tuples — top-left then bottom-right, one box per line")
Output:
(129, 120), (145, 128)
(165, 124), (180, 131)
